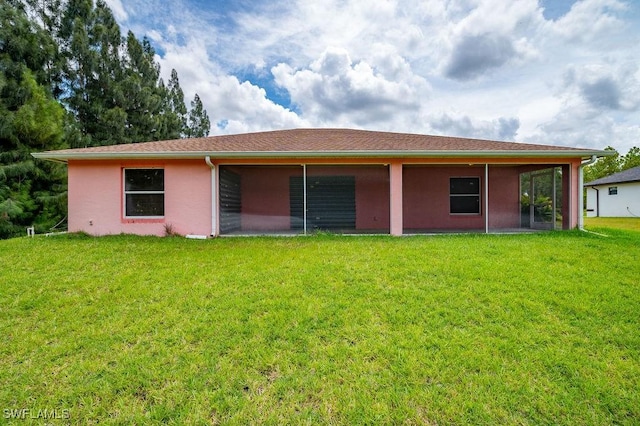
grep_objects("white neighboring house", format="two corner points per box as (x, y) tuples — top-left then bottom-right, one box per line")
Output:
(585, 166), (640, 217)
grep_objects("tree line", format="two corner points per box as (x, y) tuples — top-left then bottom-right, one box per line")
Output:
(1, 0), (210, 238)
(583, 146), (640, 184)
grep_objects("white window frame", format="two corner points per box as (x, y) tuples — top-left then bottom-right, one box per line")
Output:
(123, 168), (165, 218)
(608, 186), (618, 195)
(450, 176), (481, 215)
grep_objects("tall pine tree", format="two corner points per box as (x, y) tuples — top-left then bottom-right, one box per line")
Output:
(121, 32), (164, 142)
(59, 0), (127, 146)
(2, 0), (212, 238)
(186, 94), (211, 138)
(162, 68), (187, 139)
(1, 0), (66, 238)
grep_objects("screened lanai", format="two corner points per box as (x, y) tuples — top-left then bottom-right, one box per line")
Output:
(402, 164), (571, 233)
(217, 164), (390, 235)
(216, 162), (572, 236)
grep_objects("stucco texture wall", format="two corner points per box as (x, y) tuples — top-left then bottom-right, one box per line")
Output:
(68, 160), (211, 236)
(402, 165), (521, 231)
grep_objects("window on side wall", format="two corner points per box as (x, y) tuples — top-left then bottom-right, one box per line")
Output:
(124, 169), (165, 217)
(450, 177), (480, 214)
(608, 186), (617, 195)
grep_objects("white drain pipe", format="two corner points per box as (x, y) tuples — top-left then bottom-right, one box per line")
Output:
(578, 155), (597, 230)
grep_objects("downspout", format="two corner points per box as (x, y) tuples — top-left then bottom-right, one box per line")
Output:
(578, 155), (597, 230)
(205, 156), (217, 237)
(591, 186), (600, 217)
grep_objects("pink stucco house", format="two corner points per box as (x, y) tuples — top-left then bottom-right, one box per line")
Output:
(32, 128), (607, 237)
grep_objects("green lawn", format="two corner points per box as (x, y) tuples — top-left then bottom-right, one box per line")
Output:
(1, 230), (639, 424)
(584, 216), (640, 232)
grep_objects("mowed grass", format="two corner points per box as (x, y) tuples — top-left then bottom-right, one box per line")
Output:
(584, 216), (640, 233)
(1, 230), (639, 424)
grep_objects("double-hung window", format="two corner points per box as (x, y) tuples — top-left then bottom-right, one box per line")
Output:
(450, 177), (480, 214)
(124, 169), (165, 217)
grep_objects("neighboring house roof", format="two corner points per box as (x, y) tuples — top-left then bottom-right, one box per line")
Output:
(585, 165), (640, 186)
(32, 128), (609, 162)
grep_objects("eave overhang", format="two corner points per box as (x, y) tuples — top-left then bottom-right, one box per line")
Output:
(32, 149), (611, 163)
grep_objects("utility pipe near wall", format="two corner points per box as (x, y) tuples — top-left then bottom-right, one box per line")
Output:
(578, 155), (597, 230)
(205, 156), (217, 237)
(591, 186), (599, 217)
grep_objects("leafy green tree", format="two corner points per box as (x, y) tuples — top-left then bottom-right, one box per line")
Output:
(1, 0), (66, 238)
(2, 0), (212, 238)
(584, 146), (640, 184)
(19, 0), (209, 146)
(583, 146), (620, 183)
(621, 146), (640, 171)
(186, 93), (211, 138)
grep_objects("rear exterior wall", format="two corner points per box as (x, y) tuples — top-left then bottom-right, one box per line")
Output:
(68, 159), (211, 236)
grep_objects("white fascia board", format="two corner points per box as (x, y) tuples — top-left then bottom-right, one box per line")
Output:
(32, 149), (610, 162)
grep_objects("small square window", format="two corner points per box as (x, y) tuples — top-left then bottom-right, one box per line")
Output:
(608, 186), (618, 195)
(450, 177), (480, 214)
(124, 169), (164, 217)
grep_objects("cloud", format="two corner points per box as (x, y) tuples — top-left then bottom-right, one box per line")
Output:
(560, 63), (640, 112)
(444, 33), (517, 81)
(103, 0), (128, 21)
(528, 110), (618, 149)
(428, 113), (521, 141)
(581, 77), (622, 110)
(525, 60), (640, 149)
(107, 0), (640, 153)
(551, 0), (627, 43)
(440, 0), (542, 81)
(207, 76), (308, 134)
(272, 47), (428, 126)
(147, 33), (306, 136)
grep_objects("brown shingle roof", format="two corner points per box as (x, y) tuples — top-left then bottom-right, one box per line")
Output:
(32, 128), (607, 161)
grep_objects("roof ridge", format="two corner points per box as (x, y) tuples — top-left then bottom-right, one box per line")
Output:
(32, 128), (609, 161)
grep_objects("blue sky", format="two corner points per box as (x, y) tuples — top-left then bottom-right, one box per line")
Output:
(105, 0), (640, 152)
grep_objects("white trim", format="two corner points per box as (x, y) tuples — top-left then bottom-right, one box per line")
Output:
(578, 156), (597, 229)
(122, 168), (165, 219)
(567, 165), (573, 229)
(303, 164), (307, 235)
(213, 165), (219, 236)
(32, 149), (611, 162)
(552, 167), (557, 229)
(205, 156), (218, 236)
(485, 164), (489, 234)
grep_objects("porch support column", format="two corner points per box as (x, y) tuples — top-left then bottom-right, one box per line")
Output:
(571, 161), (580, 229)
(485, 163), (489, 234)
(561, 164), (570, 229)
(303, 164), (307, 235)
(389, 161), (403, 236)
(205, 156), (218, 237)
